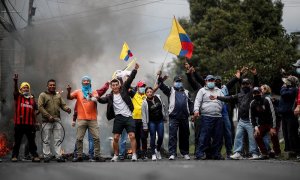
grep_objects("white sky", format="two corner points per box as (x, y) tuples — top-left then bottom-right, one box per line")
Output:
(7, 0), (300, 76)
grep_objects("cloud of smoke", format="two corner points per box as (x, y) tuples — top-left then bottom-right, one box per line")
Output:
(0, 0), (154, 157)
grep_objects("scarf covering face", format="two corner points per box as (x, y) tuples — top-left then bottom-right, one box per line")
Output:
(81, 76), (92, 99)
(19, 82), (32, 98)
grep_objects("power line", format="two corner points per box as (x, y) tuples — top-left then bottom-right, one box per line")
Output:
(34, 0), (143, 22)
(33, 0), (163, 25)
(6, 0), (28, 24)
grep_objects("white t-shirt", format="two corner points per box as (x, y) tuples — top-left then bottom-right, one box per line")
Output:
(113, 93), (132, 117)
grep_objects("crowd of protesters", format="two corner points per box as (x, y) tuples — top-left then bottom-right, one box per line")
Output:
(2, 59), (300, 163)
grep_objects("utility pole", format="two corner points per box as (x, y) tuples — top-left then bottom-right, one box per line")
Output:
(28, 0), (34, 26)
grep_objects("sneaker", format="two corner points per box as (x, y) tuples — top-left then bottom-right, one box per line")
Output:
(44, 157), (51, 163)
(249, 154), (260, 160)
(22, 155), (32, 162)
(111, 155), (118, 162)
(230, 152), (243, 160)
(195, 154), (206, 160)
(226, 154), (233, 160)
(183, 154), (191, 160)
(169, 155), (175, 160)
(72, 157), (83, 162)
(131, 153), (137, 161)
(296, 155), (300, 160)
(259, 154), (269, 160)
(152, 154), (157, 161)
(32, 157), (41, 162)
(0, 158), (2, 162)
(56, 157), (66, 162)
(11, 157), (18, 162)
(119, 155), (125, 161)
(156, 151), (162, 160)
(93, 157), (106, 162)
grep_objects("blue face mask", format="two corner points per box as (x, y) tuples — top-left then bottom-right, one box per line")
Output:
(138, 87), (145, 94)
(207, 82), (215, 89)
(82, 84), (92, 99)
(296, 68), (300, 75)
(174, 82), (183, 89)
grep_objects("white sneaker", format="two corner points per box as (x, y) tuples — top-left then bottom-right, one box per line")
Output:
(169, 155), (175, 160)
(131, 153), (137, 161)
(156, 151), (162, 160)
(183, 154), (191, 160)
(249, 154), (259, 160)
(152, 154), (157, 161)
(111, 155), (118, 162)
(230, 152), (242, 160)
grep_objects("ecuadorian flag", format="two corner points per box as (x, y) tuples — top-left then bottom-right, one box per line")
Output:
(120, 42), (133, 61)
(163, 17), (193, 59)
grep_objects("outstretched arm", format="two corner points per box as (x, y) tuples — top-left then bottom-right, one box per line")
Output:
(186, 71), (202, 91)
(96, 81), (110, 97)
(158, 77), (171, 97)
(225, 70), (241, 91)
(124, 63), (139, 90)
(67, 85), (73, 100)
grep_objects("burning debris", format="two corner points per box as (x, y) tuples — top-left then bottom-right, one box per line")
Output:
(0, 133), (11, 158)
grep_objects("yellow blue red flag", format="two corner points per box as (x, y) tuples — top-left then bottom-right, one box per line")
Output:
(119, 42), (133, 61)
(163, 17), (193, 59)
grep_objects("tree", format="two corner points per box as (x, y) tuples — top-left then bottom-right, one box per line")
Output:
(172, 0), (299, 94)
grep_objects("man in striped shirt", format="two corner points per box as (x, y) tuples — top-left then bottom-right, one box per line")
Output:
(11, 74), (40, 162)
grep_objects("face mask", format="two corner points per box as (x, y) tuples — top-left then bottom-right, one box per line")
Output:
(22, 92), (30, 98)
(215, 82), (222, 89)
(242, 87), (250, 93)
(296, 68), (300, 75)
(254, 95), (262, 101)
(174, 82), (183, 89)
(207, 82), (215, 89)
(138, 87), (146, 94)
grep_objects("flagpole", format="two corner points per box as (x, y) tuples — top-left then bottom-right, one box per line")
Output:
(152, 51), (169, 93)
(112, 58), (136, 79)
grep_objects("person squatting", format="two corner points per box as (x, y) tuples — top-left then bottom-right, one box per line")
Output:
(5, 60), (300, 163)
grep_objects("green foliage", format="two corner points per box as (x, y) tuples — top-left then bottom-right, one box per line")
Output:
(173, 0), (299, 94)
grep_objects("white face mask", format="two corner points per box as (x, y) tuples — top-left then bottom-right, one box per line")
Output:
(296, 68), (300, 75)
(138, 87), (146, 94)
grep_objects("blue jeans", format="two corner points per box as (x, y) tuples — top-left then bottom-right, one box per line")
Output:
(223, 115), (233, 155)
(74, 129), (94, 159)
(196, 116), (223, 159)
(169, 117), (190, 156)
(119, 129), (127, 157)
(233, 119), (258, 155)
(149, 120), (164, 155)
(263, 134), (271, 152)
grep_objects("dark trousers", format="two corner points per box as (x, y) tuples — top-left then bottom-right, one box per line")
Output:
(194, 117), (201, 154)
(24, 133), (36, 157)
(135, 119), (148, 156)
(281, 112), (300, 153)
(149, 120), (164, 155)
(169, 117), (190, 156)
(196, 116), (223, 159)
(223, 115), (233, 156)
(254, 124), (281, 155)
(12, 125), (38, 158)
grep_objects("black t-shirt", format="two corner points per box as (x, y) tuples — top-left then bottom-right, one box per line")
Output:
(147, 96), (163, 122)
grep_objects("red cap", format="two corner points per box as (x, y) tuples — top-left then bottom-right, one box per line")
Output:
(137, 81), (146, 87)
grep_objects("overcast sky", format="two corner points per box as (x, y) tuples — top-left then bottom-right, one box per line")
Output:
(8, 0), (300, 80)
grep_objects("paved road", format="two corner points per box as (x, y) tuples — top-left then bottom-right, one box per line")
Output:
(0, 159), (300, 180)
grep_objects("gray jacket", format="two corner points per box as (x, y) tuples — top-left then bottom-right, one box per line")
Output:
(194, 86), (224, 117)
(142, 94), (166, 130)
